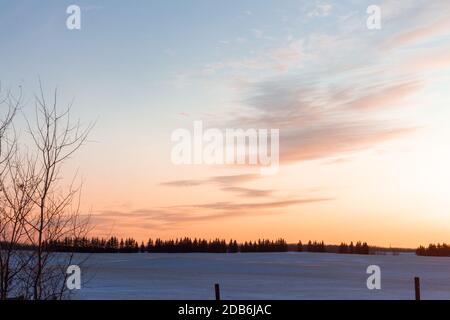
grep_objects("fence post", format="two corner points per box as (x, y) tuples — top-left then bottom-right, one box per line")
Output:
(414, 277), (421, 300)
(214, 283), (221, 301)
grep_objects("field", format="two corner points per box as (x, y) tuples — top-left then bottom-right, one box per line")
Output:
(73, 252), (450, 300)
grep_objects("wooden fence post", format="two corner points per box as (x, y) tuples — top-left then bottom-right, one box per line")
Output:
(414, 277), (421, 301)
(214, 283), (221, 301)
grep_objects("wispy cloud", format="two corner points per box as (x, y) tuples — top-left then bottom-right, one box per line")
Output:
(346, 80), (424, 110)
(160, 174), (271, 198)
(402, 47), (450, 73)
(281, 125), (418, 164)
(219, 187), (273, 198)
(384, 17), (450, 50)
(228, 73), (422, 165)
(307, 3), (333, 18)
(93, 197), (331, 231)
(160, 174), (260, 187)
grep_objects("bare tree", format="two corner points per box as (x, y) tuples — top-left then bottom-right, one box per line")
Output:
(0, 152), (39, 299)
(0, 84), (20, 166)
(0, 82), (92, 300)
(0, 85), (24, 300)
(25, 84), (93, 300)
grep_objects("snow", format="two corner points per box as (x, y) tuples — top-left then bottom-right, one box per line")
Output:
(72, 252), (450, 300)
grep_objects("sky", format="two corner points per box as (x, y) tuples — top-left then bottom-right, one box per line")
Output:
(1, 0), (449, 247)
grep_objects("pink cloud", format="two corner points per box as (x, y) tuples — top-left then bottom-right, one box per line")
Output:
(384, 18), (450, 50)
(403, 48), (450, 72)
(281, 126), (418, 164)
(347, 81), (424, 110)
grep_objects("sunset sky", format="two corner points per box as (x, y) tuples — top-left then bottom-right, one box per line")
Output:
(1, 0), (449, 247)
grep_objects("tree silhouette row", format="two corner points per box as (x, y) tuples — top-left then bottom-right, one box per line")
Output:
(43, 237), (375, 255)
(338, 241), (370, 255)
(416, 243), (450, 257)
(296, 240), (371, 254)
(42, 238), (450, 257)
(45, 237), (289, 253)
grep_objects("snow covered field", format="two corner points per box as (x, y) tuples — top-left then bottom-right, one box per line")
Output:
(73, 252), (450, 300)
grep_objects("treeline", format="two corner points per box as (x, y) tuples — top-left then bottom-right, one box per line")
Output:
(416, 243), (450, 257)
(296, 241), (371, 255)
(338, 241), (370, 255)
(46, 237), (140, 253)
(44, 237), (373, 254)
(45, 237), (289, 253)
(297, 241), (326, 252)
(240, 239), (288, 252)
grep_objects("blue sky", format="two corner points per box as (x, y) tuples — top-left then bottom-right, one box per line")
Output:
(1, 1), (450, 245)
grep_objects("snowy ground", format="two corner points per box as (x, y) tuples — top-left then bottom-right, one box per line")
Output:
(72, 252), (450, 300)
